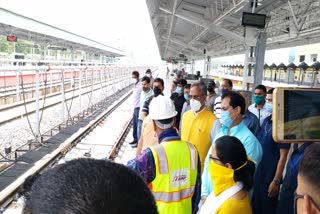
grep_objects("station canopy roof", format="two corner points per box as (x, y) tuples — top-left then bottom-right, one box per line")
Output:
(0, 8), (125, 57)
(146, 0), (320, 60)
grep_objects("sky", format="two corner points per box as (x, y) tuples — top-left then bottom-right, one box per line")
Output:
(1, 0), (162, 65)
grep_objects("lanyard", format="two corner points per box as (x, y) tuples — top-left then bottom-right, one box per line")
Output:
(289, 152), (304, 171)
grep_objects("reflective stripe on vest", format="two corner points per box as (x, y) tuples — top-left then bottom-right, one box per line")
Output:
(187, 142), (196, 170)
(153, 142), (197, 174)
(153, 186), (195, 202)
(154, 145), (169, 174)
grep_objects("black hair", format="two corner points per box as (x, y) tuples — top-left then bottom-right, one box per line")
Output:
(299, 144), (320, 193)
(267, 88), (274, 94)
(172, 81), (178, 85)
(215, 136), (255, 192)
(146, 69), (151, 74)
(223, 79), (233, 88)
(132, 71), (139, 78)
(221, 91), (246, 115)
(207, 80), (216, 88)
(158, 117), (174, 125)
(185, 84), (191, 89)
(141, 76), (151, 84)
(255, 84), (267, 94)
(153, 78), (164, 87)
(178, 79), (187, 87)
(191, 82), (207, 96)
(23, 158), (158, 214)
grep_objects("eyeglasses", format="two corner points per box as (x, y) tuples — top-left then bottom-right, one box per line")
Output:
(209, 155), (220, 162)
(294, 191), (320, 214)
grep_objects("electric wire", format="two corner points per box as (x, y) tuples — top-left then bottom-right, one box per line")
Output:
(38, 66), (49, 132)
(64, 71), (76, 122)
(20, 69), (43, 144)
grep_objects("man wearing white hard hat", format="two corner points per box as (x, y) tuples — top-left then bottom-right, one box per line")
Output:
(127, 95), (201, 214)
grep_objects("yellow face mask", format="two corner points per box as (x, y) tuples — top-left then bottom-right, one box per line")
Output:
(209, 160), (247, 196)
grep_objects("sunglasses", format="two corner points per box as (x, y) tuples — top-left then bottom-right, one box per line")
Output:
(294, 191), (320, 214)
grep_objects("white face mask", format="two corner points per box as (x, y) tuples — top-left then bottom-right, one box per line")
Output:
(131, 78), (137, 84)
(190, 99), (202, 113)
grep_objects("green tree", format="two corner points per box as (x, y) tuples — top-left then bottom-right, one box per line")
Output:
(0, 42), (10, 53)
(0, 36), (13, 54)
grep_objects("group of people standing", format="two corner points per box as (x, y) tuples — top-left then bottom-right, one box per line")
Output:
(127, 69), (319, 214)
(21, 69), (319, 214)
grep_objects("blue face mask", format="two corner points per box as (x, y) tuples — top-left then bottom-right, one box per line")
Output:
(221, 88), (229, 95)
(265, 103), (273, 113)
(184, 94), (189, 100)
(220, 111), (233, 127)
(175, 87), (183, 94)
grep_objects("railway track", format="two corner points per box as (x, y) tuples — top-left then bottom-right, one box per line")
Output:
(0, 89), (134, 212)
(0, 75), (129, 125)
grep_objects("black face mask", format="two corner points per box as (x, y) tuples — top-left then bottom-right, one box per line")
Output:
(208, 87), (214, 93)
(153, 86), (162, 97)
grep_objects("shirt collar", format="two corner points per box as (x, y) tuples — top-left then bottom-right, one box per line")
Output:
(193, 106), (206, 116)
(143, 88), (152, 95)
(158, 128), (179, 142)
(255, 102), (267, 109)
(221, 121), (245, 134)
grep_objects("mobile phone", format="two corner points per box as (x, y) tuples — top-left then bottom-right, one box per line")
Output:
(272, 87), (320, 143)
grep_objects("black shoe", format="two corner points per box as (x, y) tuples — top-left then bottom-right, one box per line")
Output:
(131, 143), (138, 148)
(129, 141), (137, 145)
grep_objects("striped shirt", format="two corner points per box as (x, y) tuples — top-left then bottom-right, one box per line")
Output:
(213, 96), (222, 119)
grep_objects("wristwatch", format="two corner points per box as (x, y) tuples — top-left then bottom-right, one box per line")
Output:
(273, 179), (280, 185)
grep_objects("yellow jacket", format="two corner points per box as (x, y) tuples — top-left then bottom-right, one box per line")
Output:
(181, 108), (216, 171)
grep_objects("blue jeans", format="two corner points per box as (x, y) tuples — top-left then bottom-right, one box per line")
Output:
(132, 107), (140, 143)
(137, 119), (143, 142)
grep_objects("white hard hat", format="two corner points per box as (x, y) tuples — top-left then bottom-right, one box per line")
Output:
(149, 95), (177, 120)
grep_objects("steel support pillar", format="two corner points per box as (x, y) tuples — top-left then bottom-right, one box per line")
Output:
(35, 69), (40, 140)
(61, 69), (65, 123)
(191, 59), (195, 74)
(252, 32), (267, 92)
(242, 27), (258, 90)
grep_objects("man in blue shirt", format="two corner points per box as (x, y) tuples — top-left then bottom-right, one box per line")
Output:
(252, 88), (290, 214)
(276, 142), (312, 214)
(201, 92), (263, 201)
(239, 91), (260, 136)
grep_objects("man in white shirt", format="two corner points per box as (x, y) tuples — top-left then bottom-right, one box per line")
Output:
(130, 71), (142, 147)
(213, 79), (233, 119)
(136, 76), (154, 147)
(248, 84), (271, 127)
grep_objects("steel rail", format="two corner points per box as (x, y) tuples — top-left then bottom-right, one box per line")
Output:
(0, 90), (133, 208)
(0, 76), (128, 125)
